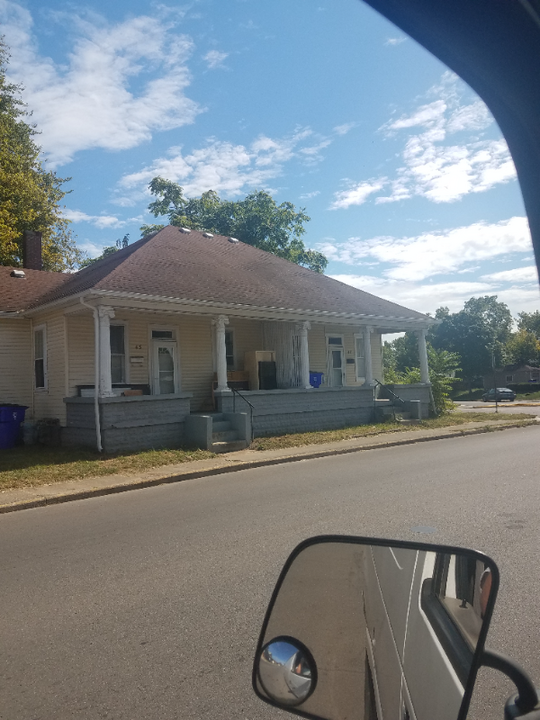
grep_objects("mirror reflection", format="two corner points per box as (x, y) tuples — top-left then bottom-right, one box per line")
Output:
(258, 638), (315, 706)
(255, 541), (496, 720)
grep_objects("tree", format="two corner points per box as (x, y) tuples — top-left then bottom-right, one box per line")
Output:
(0, 40), (82, 271)
(430, 296), (512, 390)
(383, 344), (460, 415)
(141, 177), (328, 273)
(505, 329), (540, 366)
(517, 310), (540, 338)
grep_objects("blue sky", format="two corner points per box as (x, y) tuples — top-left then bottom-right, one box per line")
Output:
(2, 0), (539, 319)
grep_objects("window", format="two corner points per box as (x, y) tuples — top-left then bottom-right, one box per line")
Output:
(506, 374), (513, 383)
(421, 551), (489, 685)
(152, 330), (174, 340)
(355, 336), (365, 380)
(34, 325), (47, 389)
(110, 325), (126, 384)
(327, 336), (343, 346)
(225, 329), (234, 369)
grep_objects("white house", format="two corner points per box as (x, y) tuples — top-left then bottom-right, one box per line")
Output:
(0, 227), (435, 452)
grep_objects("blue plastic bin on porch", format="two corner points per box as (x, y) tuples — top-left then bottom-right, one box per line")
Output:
(0, 405), (28, 449)
(309, 372), (324, 388)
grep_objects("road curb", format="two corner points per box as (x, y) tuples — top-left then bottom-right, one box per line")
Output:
(0, 420), (536, 514)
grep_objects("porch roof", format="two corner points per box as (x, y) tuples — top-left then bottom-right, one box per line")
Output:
(4, 226), (433, 327)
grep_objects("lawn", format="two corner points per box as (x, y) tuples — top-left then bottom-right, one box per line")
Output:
(249, 411), (536, 451)
(1, 410), (535, 491)
(0, 446), (215, 491)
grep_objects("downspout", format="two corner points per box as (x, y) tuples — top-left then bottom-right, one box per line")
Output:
(80, 297), (103, 452)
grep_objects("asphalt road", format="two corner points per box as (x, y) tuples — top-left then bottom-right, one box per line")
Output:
(1, 425), (539, 720)
(457, 400), (540, 416)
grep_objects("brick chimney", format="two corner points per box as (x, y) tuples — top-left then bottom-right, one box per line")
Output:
(22, 230), (42, 270)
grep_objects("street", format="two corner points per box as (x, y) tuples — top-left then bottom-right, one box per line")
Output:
(457, 400), (540, 417)
(1, 425), (539, 720)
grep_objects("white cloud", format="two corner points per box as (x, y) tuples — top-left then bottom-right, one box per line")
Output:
(330, 275), (540, 317)
(63, 209), (140, 229)
(384, 37), (406, 46)
(203, 50), (228, 69)
(319, 216), (532, 282)
(330, 179), (387, 210)
(330, 275), (496, 314)
(0, 2), (202, 167)
(481, 266), (539, 283)
(334, 72), (516, 208)
(117, 128), (334, 201)
(299, 190), (321, 200)
(333, 122), (356, 136)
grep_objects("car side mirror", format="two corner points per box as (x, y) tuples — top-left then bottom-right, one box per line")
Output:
(253, 536), (498, 720)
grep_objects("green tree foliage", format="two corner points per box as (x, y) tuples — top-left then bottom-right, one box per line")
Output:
(383, 332), (419, 375)
(141, 177), (328, 273)
(383, 340), (460, 415)
(430, 296), (512, 387)
(517, 310), (540, 338)
(504, 329), (540, 366)
(0, 40), (82, 271)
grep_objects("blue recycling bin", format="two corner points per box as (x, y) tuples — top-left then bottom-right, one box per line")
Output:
(309, 372), (324, 388)
(0, 405), (28, 449)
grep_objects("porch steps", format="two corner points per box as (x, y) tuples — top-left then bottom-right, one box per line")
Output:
(210, 414), (249, 453)
(375, 404), (420, 425)
(211, 439), (249, 453)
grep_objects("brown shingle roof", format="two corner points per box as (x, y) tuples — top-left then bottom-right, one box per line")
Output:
(0, 266), (71, 313)
(2, 227), (430, 322)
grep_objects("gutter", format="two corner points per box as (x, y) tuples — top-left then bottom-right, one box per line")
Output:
(24, 288), (435, 327)
(79, 297), (103, 453)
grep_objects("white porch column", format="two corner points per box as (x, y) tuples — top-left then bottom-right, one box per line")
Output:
(97, 305), (115, 397)
(417, 328), (430, 383)
(297, 321), (312, 389)
(363, 326), (374, 386)
(213, 315), (230, 392)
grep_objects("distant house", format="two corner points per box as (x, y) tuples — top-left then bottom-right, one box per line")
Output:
(484, 363), (540, 389)
(0, 227), (435, 452)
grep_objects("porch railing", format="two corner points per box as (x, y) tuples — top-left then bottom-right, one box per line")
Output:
(230, 386), (255, 443)
(373, 378), (407, 422)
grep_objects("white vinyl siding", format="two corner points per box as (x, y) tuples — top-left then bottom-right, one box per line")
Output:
(33, 311), (68, 423)
(0, 319), (33, 407)
(230, 319), (263, 371)
(67, 314), (94, 396)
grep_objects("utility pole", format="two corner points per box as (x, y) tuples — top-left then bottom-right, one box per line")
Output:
(492, 350), (498, 414)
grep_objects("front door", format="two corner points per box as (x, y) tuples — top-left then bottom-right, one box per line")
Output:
(152, 341), (177, 394)
(329, 348), (344, 387)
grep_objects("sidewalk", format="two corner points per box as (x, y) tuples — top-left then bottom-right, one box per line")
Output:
(1, 418), (537, 514)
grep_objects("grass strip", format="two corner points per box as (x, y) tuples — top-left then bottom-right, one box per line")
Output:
(0, 412), (536, 491)
(249, 412), (537, 451)
(0, 446), (215, 490)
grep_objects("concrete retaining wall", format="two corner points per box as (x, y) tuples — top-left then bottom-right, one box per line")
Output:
(215, 386), (376, 436)
(386, 383), (431, 418)
(63, 393), (193, 453)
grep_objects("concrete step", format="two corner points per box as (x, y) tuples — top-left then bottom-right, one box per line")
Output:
(213, 420), (232, 433)
(212, 430), (239, 442)
(211, 439), (249, 453)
